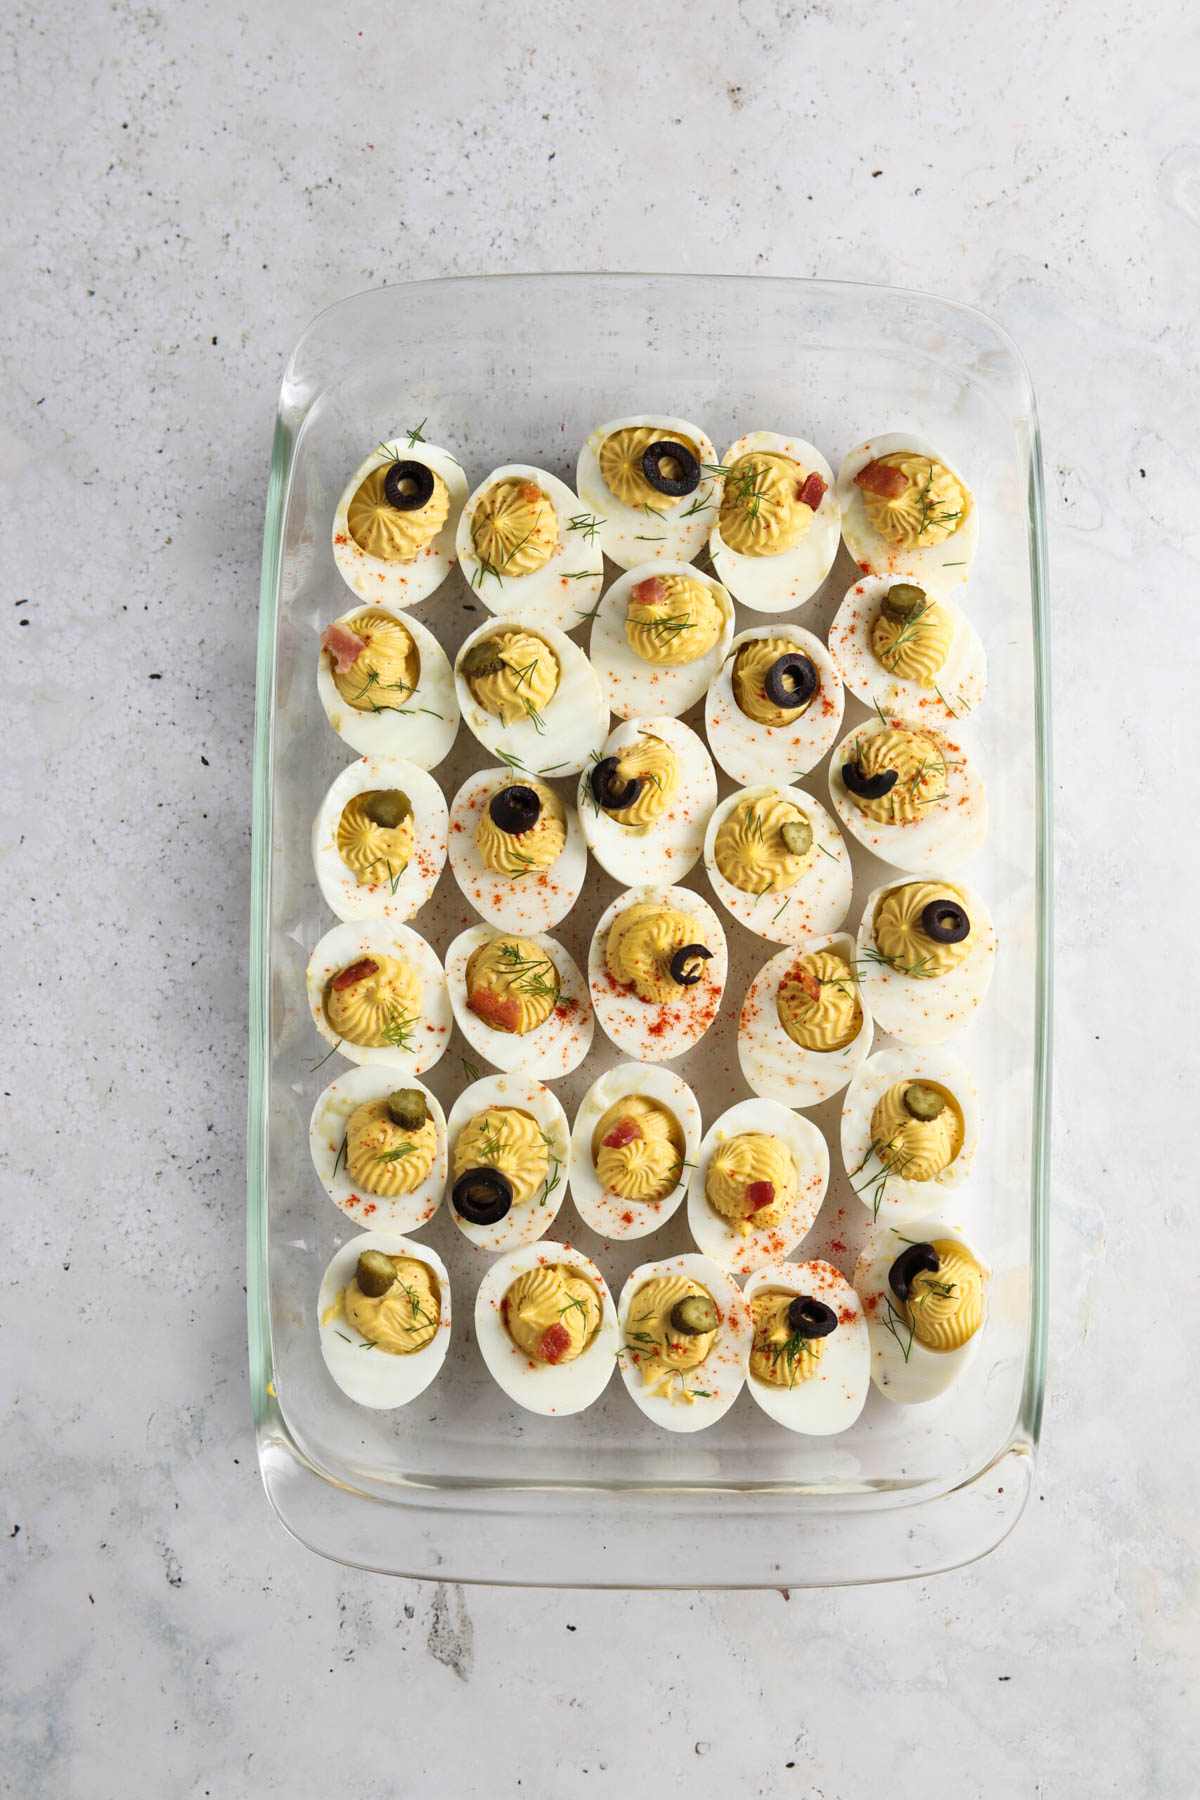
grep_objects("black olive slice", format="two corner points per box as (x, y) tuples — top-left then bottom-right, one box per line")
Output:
(786, 1295), (838, 1338)
(640, 439), (701, 498)
(669, 943), (712, 987)
(489, 784), (542, 836)
(383, 459), (436, 512)
(356, 1249), (398, 1298)
(589, 756), (643, 811)
(669, 1294), (719, 1335)
(842, 759), (898, 801)
(888, 1241), (940, 1301)
(903, 1083), (945, 1121)
(921, 898), (970, 944)
(461, 639), (507, 680)
(452, 1167), (514, 1225)
(880, 581), (927, 624)
(386, 1088), (428, 1131)
(764, 652), (818, 709)
(362, 788), (412, 830)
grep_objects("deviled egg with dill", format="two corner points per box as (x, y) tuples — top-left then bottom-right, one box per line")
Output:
(455, 464), (604, 630)
(447, 766), (588, 934)
(588, 562), (734, 720)
(686, 1097), (829, 1277)
(576, 414), (722, 569)
(836, 433), (978, 586)
(579, 716), (717, 887)
(828, 712), (987, 871)
(702, 783), (852, 945)
(616, 1253), (752, 1433)
(855, 875), (997, 1045)
(828, 575), (987, 727)
(738, 932), (873, 1109)
(569, 1062), (701, 1241)
(318, 604), (459, 768)
(705, 624), (845, 788)
(743, 1260), (870, 1435)
(588, 884), (727, 1063)
(311, 756), (448, 924)
(445, 1070), (570, 1252)
(841, 1046), (979, 1225)
(309, 1067), (447, 1233)
(454, 616), (607, 779)
(475, 1241), (618, 1416)
(318, 1231), (451, 1409)
(854, 1219), (990, 1404)
(305, 919), (451, 1074)
(332, 432), (468, 608)
(707, 432), (840, 611)
(445, 924), (593, 1080)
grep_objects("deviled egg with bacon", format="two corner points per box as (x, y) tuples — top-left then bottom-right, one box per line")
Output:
(703, 783), (852, 946)
(577, 414), (722, 569)
(445, 1071), (569, 1252)
(836, 433), (978, 586)
(708, 432), (840, 611)
(454, 616), (607, 779)
(589, 885), (727, 1062)
(738, 932), (873, 1109)
(828, 575), (987, 727)
(569, 1063), (701, 1241)
(446, 924), (593, 1080)
(309, 1067), (447, 1233)
(332, 434), (468, 608)
(856, 876), (996, 1045)
(743, 1260), (870, 1435)
(318, 605), (459, 768)
(447, 767), (587, 934)
(841, 1046), (979, 1225)
(828, 713), (987, 871)
(455, 464), (604, 630)
(854, 1219), (990, 1404)
(306, 919), (451, 1073)
(475, 1241), (618, 1416)
(579, 716), (717, 886)
(589, 562), (734, 720)
(312, 756), (448, 924)
(705, 625), (845, 788)
(617, 1253), (752, 1433)
(318, 1231), (451, 1409)
(687, 1098), (829, 1276)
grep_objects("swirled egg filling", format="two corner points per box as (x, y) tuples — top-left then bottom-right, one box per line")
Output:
(625, 574), (723, 667)
(344, 1098), (438, 1196)
(347, 466), (451, 562)
(600, 733), (680, 828)
(335, 1254), (441, 1354)
(870, 1082), (964, 1182)
(858, 452), (969, 549)
(471, 478), (558, 577)
(599, 426), (701, 510)
(502, 1263), (602, 1364)
(336, 791), (414, 884)
(452, 1105), (551, 1208)
(331, 610), (420, 713)
(624, 1274), (719, 1400)
(325, 955), (423, 1049)
(871, 596), (954, 685)
(705, 1132), (797, 1235)
(845, 726), (947, 825)
(464, 629), (560, 727)
(713, 792), (815, 894)
(731, 637), (815, 726)
(776, 949), (862, 1051)
(749, 1289), (825, 1387)
(475, 780), (567, 879)
(605, 903), (710, 1004)
(900, 1240), (987, 1350)
(719, 452), (813, 557)
(592, 1095), (685, 1203)
(465, 935), (560, 1035)
(872, 881), (974, 978)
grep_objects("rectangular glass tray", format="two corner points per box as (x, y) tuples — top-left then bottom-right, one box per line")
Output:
(249, 274), (1051, 1588)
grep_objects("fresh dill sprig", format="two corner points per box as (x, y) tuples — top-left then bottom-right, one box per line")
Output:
(332, 1134), (349, 1178)
(310, 1040), (342, 1072)
(567, 512), (605, 543)
(460, 1057), (481, 1083)
(405, 418), (428, 447)
(855, 945), (938, 980)
(375, 1142), (418, 1165)
(380, 1009), (418, 1050)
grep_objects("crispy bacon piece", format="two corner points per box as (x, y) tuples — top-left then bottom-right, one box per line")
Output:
(331, 957), (378, 991)
(853, 459), (909, 501)
(321, 620), (366, 673)
(796, 966), (822, 1004)
(468, 987), (521, 1033)
(537, 1322), (572, 1364)
(797, 472), (827, 511)
(520, 481), (544, 506)
(745, 1180), (776, 1214)
(631, 576), (667, 607)
(602, 1116), (643, 1150)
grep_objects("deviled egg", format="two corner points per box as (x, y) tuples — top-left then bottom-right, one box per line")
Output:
(577, 414), (721, 569)
(569, 1063), (701, 1241)
(743, 1260), (870, 1435)
(311, 756), (448, 924)
(447, 766), (587, 934)
(589, 884), (727, 1062)
(445, 1071), (570, 1252)
(703, 784), (852, 946)
(836, 433), (978, 586)
(318, 605), (459, 768)
(579, 716), (717, 887)
(705, 625), (845, 787)
(475, 1241), (617, 1416)
(617, 1252), (752, 1433)
(854, 1219), (990, 1404)
(446, 923), (593, 1080)
(828, 713), (987, 871)
(309, 1067), (447, 1233)
(856, 875), (996, 1045)
(828, 574), (987, 727)
(707, 432), (839, 610)
(318, 1231), (451, 1409)
(305, 919), (451, 1073)
(589, 562), (734, 720)
(455, 465), (604, 630)
(738, 932), (873, 1108)
(332, 436), (468, 608)
(454, 616), (607, 779)
(687, 1098), (829, 1275)
(841, 1046), (979, 1224)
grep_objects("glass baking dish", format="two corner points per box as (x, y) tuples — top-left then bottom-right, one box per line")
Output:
(248, 274), (1051, 1587)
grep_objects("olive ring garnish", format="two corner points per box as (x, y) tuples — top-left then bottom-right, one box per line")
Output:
(786, 1295), (838, 1338)
(669, 943), (712, 987)
(383, 459), (436, 512)
(489, 784), (542, 836)
(921, 898), (970, 944)
(452, 1167), (514, 1225)
(640, 439), (701, 499)
(590, 756), (643, 811)
(764, 652), (818, 709)
(842, 759), (898, 801)
(888, 1241), (940, 1301)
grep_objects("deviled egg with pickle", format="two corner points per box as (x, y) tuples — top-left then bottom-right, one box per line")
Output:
(738, 932), (873, 1109)
(686, 1098), (829, 1276)
(445, 1071), (570, 1252)
(569, 1063), (701, 1241)
(841, 1046), (979, 1224)
(836, 433), (978, 585)
(743, 1260), (870, 1435)
(579, 716), (717, 887)
(617, 1253), (752, 1433)
(456, 464), (604, 629)
(828, 575), (987, 727)
(305, 919), (451, 1073)
(309, 1068), (447, 1233)
(318, 605), (459, 768)
(318, 1231), (451, 1409)
(312, 756), (448, 924)
(589, 884), (727, 1062)
(589, 562), (734, 720)
(577, 414), (722, 569)
(475, 1241), (618, 1416)
(446, 924), (593, 1080)
(447, 767), (587, 934)
(854, 1220), (990, 1404)
(332, 434), (468, 608)
(703, 783), (852, 945)
(828, 713), (987, 871)
(707, 432), (840, 611)
(856, 875), (996, 1044)
(454, 616), (607, 778)
(705, 625), (845, 787)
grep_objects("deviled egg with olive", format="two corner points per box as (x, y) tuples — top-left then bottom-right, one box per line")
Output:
(445, 1071), (570, 1252)
(841, 1046), (979, 1224)
(446, 924), (593, 1080)
(705, 625), (845, 788)
(707, 432), (839, 611)
(309, 1068), (447, 1233)
(318, 1231), (451, 1409)
(454, 616), (607, 778)
(738, 932), (873, 1109)
(617, 1253), (752, 1433)
(332, 435), (468, 608)
(703, 783), (852, 946)
(475, 1241), (618, 1416)
(456, 465), (604, 630)
(743, 1260), (870, 1435)
(569, 1063), (701, 1241)
(836, 433), (978, 586)
(589, 884), (727, 1062)
(856, 876), (996, 1045)
(589, 562), (734, 720)
(447, 767), (587, 934)
(828, 713), (987, 871)
(305, 919), (451, 1073)
(577, 415), (721, 569)
(579, 716), (717, 887)
(687, 1099), (829, 1276)
(312, 756), (448, 924)
(318, 605), (459, 768)
(854, 1220), (990, 1403)
(828, 575), (987, 727)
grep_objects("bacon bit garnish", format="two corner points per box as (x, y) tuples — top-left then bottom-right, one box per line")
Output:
(631, 576), (667, 607)
(321, 621), (366, 673)
(537, 1322), (571, 1364)
(520, 481), (544, 506)
(796, 966), (822, 1004)
(746, 1180), (776, 1214)
(331, 957), (378, 991)
(602, 1116), (643, 1150)
(468, 987), (521, 1033)
(797, 472), (827, 510)
(853, 459), (908, 500)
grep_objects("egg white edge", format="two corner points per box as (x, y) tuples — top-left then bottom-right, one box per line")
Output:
(447, 765), (588, 933)
(318, 1228), (452, 1409)
(704, 623), (846, 787)
(588, 884), (728, 1063)
(309, 1065), (448, 1232)
(686, 1097), (831, 1276)
(616, 1252), (752, 1434)
(702, 783), (853, 946)
(444, 1070), (571, 1252)
(331, 441), (469, 607)
(736, 931), (874, 1109)
(840, 1044), (981, 1223)
(445, 923), (594, 1080)
(317, 604), (461, 768)
(577, 714), (717, 886)
(589, 561), (735, 721)
(569, 1061), (702, 1240)
(474, 1239), (618, 1416)
(708, 433), (840, 611)
(742, 1259), (870, 1435)
(311, 756), (449, 924)
(306, 918), (452, 1073)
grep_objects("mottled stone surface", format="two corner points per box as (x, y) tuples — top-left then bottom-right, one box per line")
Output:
(3, 1), (1197, 1794)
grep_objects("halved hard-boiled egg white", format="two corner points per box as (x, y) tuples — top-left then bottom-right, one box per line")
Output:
(686, 1098), (830, 1277)
(454, 616), (608, 779)
(579, 716), (717, 887)
(856, 875), (996, 1045)
(705, 625), (845, 788)
(312, 756), (448, 925)
(854, 1218), (990, 1404)
(743, 1260), (870, 1435)
(707, 432), (840, 611)
(569, 1062), (701, 1241)
(445, 923), (593, 1080)
(589, 562), (734, 721)
(455, 465), (604, 631)
(305, 919), (451, 1073)
(309, 1066), (447, 1234)
(318, 605), (460, 769)
(444, 1071), (570, 1252)
(616, 1252), (751, 1433)
(589, 885), (727, 1063)
(828, 574), (987, 729)
(703, 783), (852, 946)
(318, 1230), (451, 1409)
(836, 433), (978, 587)
(828, 713), (987, 872)
(577, 415), (721, 570)
(475, 1241), (617, 1417)
(738, 932), (873, 1109)
(841, 1046), (979, 1225)
(332, 437), (468, 608)
(447, 766), (587, 934)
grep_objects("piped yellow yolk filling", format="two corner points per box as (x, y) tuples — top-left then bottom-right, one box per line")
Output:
(337, 1256), (441, 1354)
(846, 726), (947, 825)
(344, 1100), (438, 1197)
(625, 1275), (718, 1402)
(452, 1105), (551, 1209)
(776, 950), (862, 1052)
(749, 1290), (825, 1388)
(347, 465), (450, 562)
(465, 629), (560, 726)
(325, 955), (422, 1049)
(475, 781), (567, 878)
(337, 793), (414, 884)
(503, 1264), (601, 1364)
(598, 426), (700, 510)
(872, 882), (973, 978)
(870, 1084), (964, 1182)
(625, 574), (723, 667)
(332, 610), (420, 712)
(705, 1132), (797, 1236)
(731, 637), (814, 727)
(871, 597), (953, 684)
(464, 935), (560, 1035)
(719, 452), (813, 557)
(901, 1241), (987, 1351)
(602, 733), (679, 829)
(471, 478), (558, 577)
(604, 903), (708, 1004)
(592, 1095), (685, 1203)
(713, 791), (814, 894)
(861, 452), (969, 548)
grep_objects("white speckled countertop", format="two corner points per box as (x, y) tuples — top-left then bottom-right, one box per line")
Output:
(4, 2), (1198, 1792)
